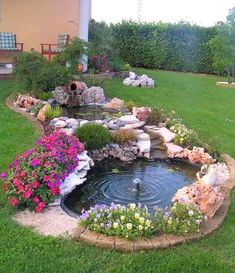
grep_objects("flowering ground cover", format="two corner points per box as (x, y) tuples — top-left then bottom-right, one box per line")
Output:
(0, 72), (235, 273)
(1, 132), (84, 212)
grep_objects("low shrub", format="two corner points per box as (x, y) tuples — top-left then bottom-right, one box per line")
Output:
(75, 123), (112, 150)
(33, 62), (70, 91)
(36, 91), (53, 101)
(146, 107), (168, 125)
(45, 105), (63, 120)
(163, 202), (204, 234)
(14, 52), (70, 91)
(0, 132), (84, 212)
(126, 100), (136, 111)
(112, 129), (137, 144)
(31, 102), (44, 116)
(80, 203), (164, 240)
(80, 74), (106, 88)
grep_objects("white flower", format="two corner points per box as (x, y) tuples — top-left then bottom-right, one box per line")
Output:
(129, 203), (136, 210)
(196, 219), (201, 225)
(145, 220), (151, 226)
(135, 213), (140, 219)
(188, 210), (194, 216)
(138, 225), (143, 230)
(113, 222), (119, 228)
(120, 215), (125, 221)
(126, 223), (133, 230)
(139, 217), (145, 224)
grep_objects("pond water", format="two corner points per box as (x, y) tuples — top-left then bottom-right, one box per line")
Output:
(62, 159), (199, 215)
(62, 106), (121, 120)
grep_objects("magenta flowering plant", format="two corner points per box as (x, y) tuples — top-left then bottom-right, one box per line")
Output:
(1, 132), (84, 212)
(91, 55), (112, 73)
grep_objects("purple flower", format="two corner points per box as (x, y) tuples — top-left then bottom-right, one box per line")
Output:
(0, 172), (7, 179)
(80, 211), (89, 220)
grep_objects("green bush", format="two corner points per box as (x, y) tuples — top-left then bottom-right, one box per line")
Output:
(14, 52), (70, 91)
(45, 105), (63, 119)
(112, 129), (137, 144)
(36, 91), (53, 101)
(33, 62), (70, 91)
(146, 107), (168, 125)
(14, 52), (47, 91)
(75, 123), (112, 150)
(80, 74), (106, 88)
(53, 37), (88, 74)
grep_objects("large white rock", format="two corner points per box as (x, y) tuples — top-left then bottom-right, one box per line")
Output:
(66, 118), (79, 127)
(54, 120), (67, 128)
(137, 133), (150, 141)
(61, 174), (86, 195)
(123, 121), (146, 129)
(166, 142), (183, 155)
(119, 115), (140, 124)
(123, 78), (135, 86)
(137, 139), (151, 153)
(129, 72), (137, 80)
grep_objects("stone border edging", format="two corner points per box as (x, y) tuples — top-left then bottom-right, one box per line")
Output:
(6, 95), (44, 136)
(74, 154), (235, 252)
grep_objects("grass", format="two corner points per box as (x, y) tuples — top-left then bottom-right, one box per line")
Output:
(0, 72), (235, 273)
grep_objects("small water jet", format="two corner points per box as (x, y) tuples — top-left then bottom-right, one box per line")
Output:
(132, 178), (141, 192)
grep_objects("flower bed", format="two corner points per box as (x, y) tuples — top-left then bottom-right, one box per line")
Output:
(1, 132), (84, 212)
(80, 202), (204, 240)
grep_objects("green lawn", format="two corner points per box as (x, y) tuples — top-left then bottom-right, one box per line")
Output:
(0, 71), (235, 273)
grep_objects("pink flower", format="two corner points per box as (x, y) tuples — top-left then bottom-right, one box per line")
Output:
(0, 172), (7, 179)
(33, 197), (40, 203)
(24, 191), (32, 199)
(35, 202), (46, 212)
(10, 197), (19, 206)
(32, 181), (40, 189)
(30, 158), (41, 167)
(13, 177), (21, 187)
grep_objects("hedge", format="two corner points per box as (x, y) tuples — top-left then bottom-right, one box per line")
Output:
(111, 21), (217, 74)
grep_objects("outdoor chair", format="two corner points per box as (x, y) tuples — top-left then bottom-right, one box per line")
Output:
(40, 33), (70, 62)
(0, 32), (24, 54)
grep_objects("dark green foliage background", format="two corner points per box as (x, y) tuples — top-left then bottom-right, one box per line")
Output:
(111, 21), (217, 74)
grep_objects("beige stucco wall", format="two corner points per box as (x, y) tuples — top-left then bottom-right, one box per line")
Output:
(0, 0), (80, 53)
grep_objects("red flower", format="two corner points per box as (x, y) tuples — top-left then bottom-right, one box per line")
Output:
(43, 175), (50, 182)
(20, 170), (27, 177)
(32, 181), (40, 189)
(51, 187), (60, 195)
(24, 191), (32, 199)
(10, 197), (19, 206)
(35, 202), (46, 212)
(13, 177), (21, 187)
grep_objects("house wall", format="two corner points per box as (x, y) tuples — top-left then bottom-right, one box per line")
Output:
(0, 0), (80, 54)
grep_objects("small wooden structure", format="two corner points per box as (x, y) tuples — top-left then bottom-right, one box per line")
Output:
(40, 33), (70, 62)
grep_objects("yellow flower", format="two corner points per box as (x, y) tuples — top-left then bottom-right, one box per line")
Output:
(139, 217), (145, 224)
(134, 213), (140, 219)
(126, 223), (133, 230)
(145, 220), (151, 226)
(113, 222), (119, 229)
(138, 225), (143, 230)
(120, 215), (125, 221)
(129, 203), (136, 210)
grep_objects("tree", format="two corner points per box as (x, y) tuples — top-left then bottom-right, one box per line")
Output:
(210, 8), (235, 83)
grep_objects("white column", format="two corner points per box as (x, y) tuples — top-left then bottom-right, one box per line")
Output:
(78, 0), (91, 72)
